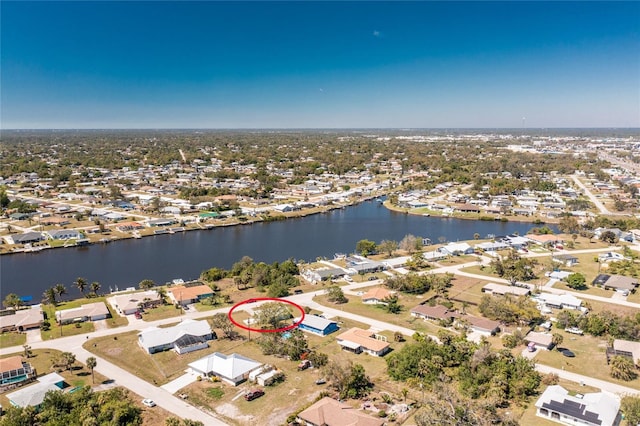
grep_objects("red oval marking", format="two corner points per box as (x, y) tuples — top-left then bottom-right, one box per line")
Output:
(228, 297), (305, 333)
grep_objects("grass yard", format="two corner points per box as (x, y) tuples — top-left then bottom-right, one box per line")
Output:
(0, 332), (27, 348)
(140, 304), (183, 321)
(534, 330), (640, 390)
(551, 281), (614, 298)
(458, 264), (500, 280)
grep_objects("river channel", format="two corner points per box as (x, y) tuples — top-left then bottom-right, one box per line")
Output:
(0, 200), (552, 299)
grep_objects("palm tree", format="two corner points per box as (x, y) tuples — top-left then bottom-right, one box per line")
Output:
(86, 357), (97, 384)
(155, 287), (167, 304)
(90, 281), (101, 296)
(53, 284), (67, 302)
(43, 287), (57, 305)
(551, 333), (564, 350)
(610, 356), (638, 381)
(75, 277), (88, 296)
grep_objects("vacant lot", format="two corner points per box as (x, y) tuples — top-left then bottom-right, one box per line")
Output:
(0, 332), (27, 348)
(534, 330), (640, 390)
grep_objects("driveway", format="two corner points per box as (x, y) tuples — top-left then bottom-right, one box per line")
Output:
(26, 328), (42, 344)
(161, 370), (198, 394)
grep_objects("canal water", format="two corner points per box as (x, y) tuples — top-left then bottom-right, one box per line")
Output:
(0, 200), (551, 299)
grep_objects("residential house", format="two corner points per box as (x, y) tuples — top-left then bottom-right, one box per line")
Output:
(593, 274), (638, 293)
(3, 232), (44, 245)
(526, 331), (554, 350)
(437, 242), (474, 256)
(535, 385), (620, 426)
(6, 373), (65, 409)
(454, 203), (481, 214)
(138, 319), (214, 354)
(410, 304), (458, 323)
(0, 306), (44, 332)
(458, 315), (501, 335)
(597, 252), (625, 262)
(346, 257), (386, 275)
(609, 339), (640, 365)
(361, 288), (392, 304)
(536, 293), (583, 310)
(336, 327), (390, 357)
(44, 229), (83, 241)
(552, 254), (579, 267)
(55, 302), (110, 325)
(475, 241), (510, 252)
(167, 284), (214, 306)
(0, 356), (35, 388)
(111, 290), (163, 315)
(297, 397), (384, 426)
(188, 352), (262, 386)
(526, 234), (564, 247)
(482, 283), (531, 297)
(296, 315), (339, 336)
(115, 222), (145, 232)
(302, 267), (347, 284)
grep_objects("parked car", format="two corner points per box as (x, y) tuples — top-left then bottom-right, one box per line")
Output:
(142, 399), (156, 407)
(244, 389), (264, 401)
(294, 289), (303, 294)
(134, 311), (142, 319)
(561, 349), (576, 358)
(368, 276), (378, 281)
(297, 360), (311, 371)
(315, 378), (326, 385)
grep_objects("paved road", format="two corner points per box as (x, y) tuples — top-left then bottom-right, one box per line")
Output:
(571, 174), (611, 215)
(535, 364), (640, 396)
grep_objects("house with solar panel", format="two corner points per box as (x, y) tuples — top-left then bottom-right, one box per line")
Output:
(6, 373), (65, 409)
(535, 385), (621, 426)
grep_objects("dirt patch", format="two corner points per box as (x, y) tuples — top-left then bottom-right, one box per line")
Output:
(106, 348), (123, 356)
(216, 403), (255, 425)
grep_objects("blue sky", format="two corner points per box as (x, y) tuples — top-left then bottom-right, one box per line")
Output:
(2, 1), (639, 129)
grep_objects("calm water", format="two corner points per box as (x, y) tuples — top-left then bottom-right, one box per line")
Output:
(0, 201), (549, 299)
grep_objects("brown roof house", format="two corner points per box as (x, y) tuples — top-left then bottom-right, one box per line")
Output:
(0, 356), (36, 389)
(361, 288), (393, 305)
(336, 327), (390, 357)
(297, 397), (384, 426)
(167, 284), (214, 306)
(410, 304), (458, 324)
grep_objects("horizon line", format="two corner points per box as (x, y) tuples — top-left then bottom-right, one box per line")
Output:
(2, 127), (640, 132)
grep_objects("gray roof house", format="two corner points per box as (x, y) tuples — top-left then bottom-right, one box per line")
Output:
(138, 319), (214, 354)
(3, 232), (44, 245)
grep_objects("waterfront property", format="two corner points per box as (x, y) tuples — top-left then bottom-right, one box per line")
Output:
(535, 385), (620, 426)
(0, 306), (44, 332)
(44, 229), (83, 241)
(2, 232), (45, 245)
(437, 242), (474, 256)
(302, 267), (347, 284)
(188, 352), (262, 386)
(6, 373), (65, 409)
(0, 356), (35, 388)
(167, 284), (214, 306)
(110, 290), (163, 315)
(138, 319), (214, 354)
(55, 302), (110, 325)
(295, 315), (339, 336)
(297, 396), (384, 426)
(335, 327), (390, 357)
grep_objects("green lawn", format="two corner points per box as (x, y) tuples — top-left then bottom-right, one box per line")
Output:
(140, 304), (183, 322)
(41, 303), (96, 340)
(0, 332), (27, 348)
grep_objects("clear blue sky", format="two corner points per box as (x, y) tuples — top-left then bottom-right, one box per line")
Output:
(2, 1), (639, 129)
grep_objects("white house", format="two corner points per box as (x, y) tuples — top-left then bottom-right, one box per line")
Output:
(55, 302), (110, 325)
(437, 242), (474, 256)
(138, 319), (214, 354)
(188, 352), (262, 386)
(536, 293), (583, 310)
(44, 229), (83, 241)
(535, 385), (620, 426)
